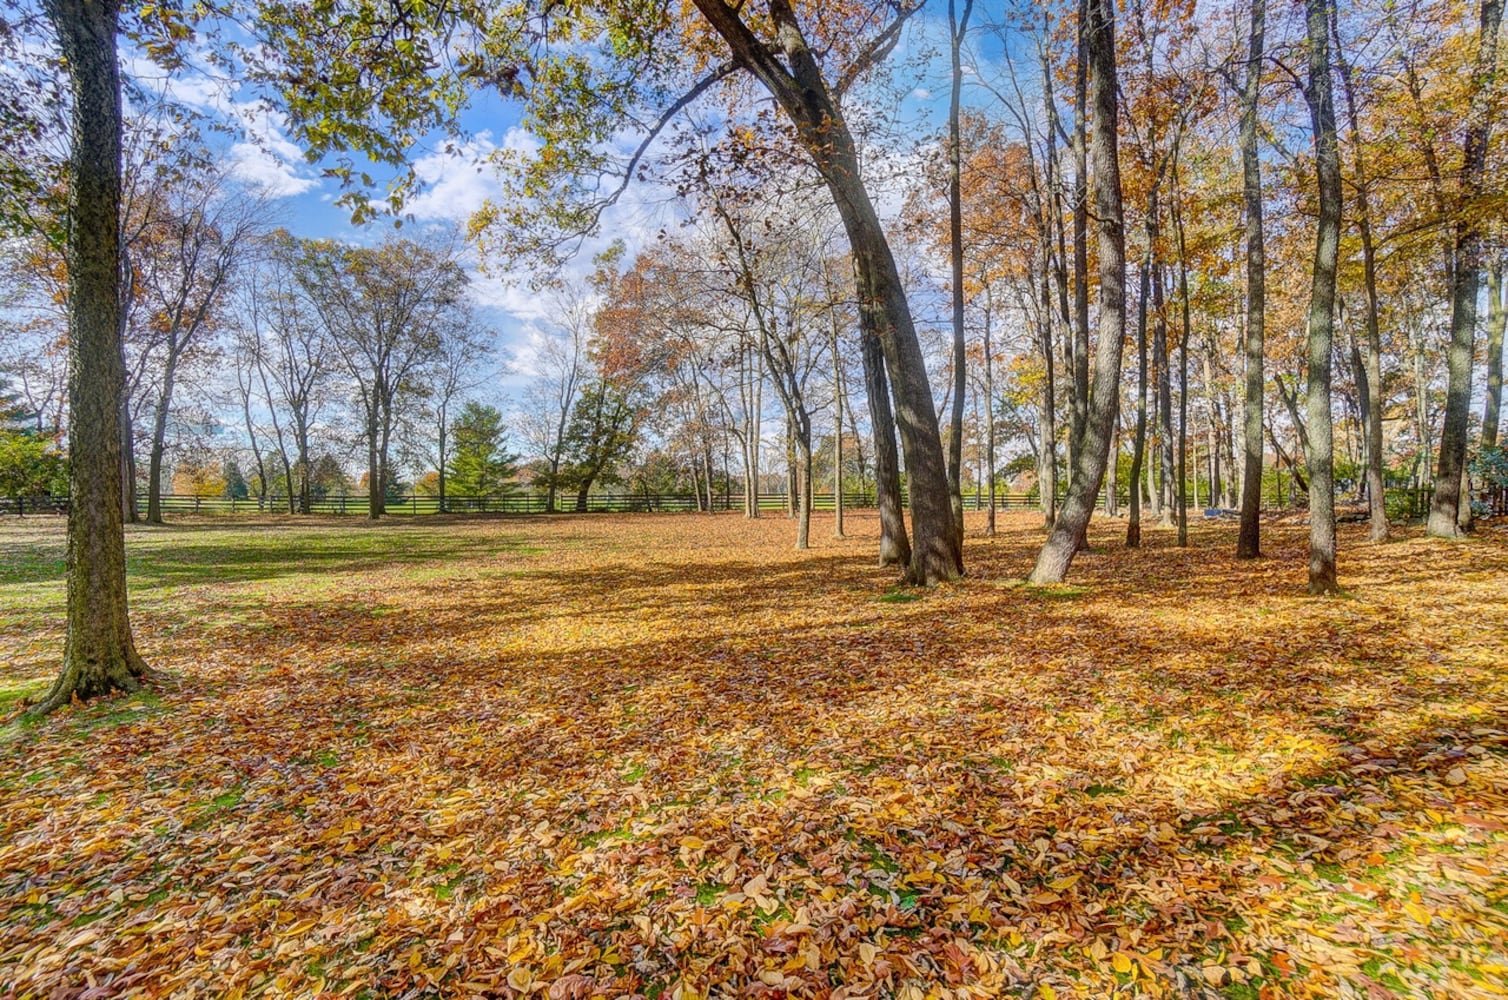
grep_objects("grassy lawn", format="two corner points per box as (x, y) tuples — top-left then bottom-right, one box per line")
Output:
(1, 511), (1506, 998)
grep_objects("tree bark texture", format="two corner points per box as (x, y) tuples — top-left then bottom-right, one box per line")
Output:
(1429, 0), (1503, 535)
(35, 0), (149, 714)
(1236, 0), (1267, 559)
(691, 0), (960, 583)
(1030, 0), (1127, 584)
(1303, 0), (1343, 594)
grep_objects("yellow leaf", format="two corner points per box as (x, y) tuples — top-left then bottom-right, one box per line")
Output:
(1047, 873), (1082, 891)
(1040, 985), (1057, 1000)
(1403, 901), (1433, 925)
(1112, 951), (1133, 974)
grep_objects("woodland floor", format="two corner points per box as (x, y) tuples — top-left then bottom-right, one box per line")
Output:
(0, 511), (1506, 1000)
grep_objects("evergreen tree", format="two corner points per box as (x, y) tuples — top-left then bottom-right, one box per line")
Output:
(446, 402), (518, 497)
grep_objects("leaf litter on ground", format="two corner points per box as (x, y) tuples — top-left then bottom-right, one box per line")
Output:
(1, 511), (1506, 999)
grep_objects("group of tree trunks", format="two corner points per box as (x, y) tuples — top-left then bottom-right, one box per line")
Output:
(31, 0), (1505, 711)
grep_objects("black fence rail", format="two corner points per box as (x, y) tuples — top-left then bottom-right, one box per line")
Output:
(3, 490), (1050, 517)
(3, 485), (1504, 519)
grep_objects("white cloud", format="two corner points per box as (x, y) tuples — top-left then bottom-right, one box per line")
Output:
(407, 128), (543, 222)
(227, 141), (320, 197)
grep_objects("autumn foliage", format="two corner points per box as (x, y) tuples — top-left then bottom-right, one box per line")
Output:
(2, 514), (1506, 997)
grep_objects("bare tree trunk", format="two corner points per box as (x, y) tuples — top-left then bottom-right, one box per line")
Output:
(1039, 266), (1058, 530)
(832, 316), (846, 538)
(1072, 0), (1091, 456)
(34, 0), (150, 715)
(1155, 265), (1174, 528)
(145, 360), (178, 524)
(1236, 0), (1267, 559)
(1128, 261), (1150, 548)
(1485, 262), (1506, 449)
(946, 0), (973, 547)
(119, 394), (136, 523)
(983, 289), (997, 536)
(1173, 167), (1191, 547)
(862, 332), (911, 567)
(1429, 0), (1502, 536)
(367, 408), (382, 520)
(1203, 341), (1222, 511)
(1330, 2), (1388, 541)
(785, 414), (797, 518)
(797, 433), (812, 549)
(692, 0), (959, 583)
(1030, 0), (1127, 584)
(1105, 409), (1119, 516)
(1303, 0), (1342, 594)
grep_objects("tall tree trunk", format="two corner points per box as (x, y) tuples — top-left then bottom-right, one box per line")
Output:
(1072, 0), (1091, 456)
(1155, 266), (1175, 528)
(1030, 0), (1127, 583)
(120, 396), (136, 522)
(1203, 340), (1222, 511)
(1039, 263), (1058, 529)
(1429, 0), (1503, 536)
(367, 408), (381, 520)
(34, 0), (149, 715)
(983, 288), (997, 536)
(1330, 1), (1388, 541)
(832, 315), (847, 538)
(946, 0), (973, 547)
(1236, 0), (1267, 559)
(797, 430), (812, 549)
(1484, 262), (1506, 449)
(437, 418), (448, 513)
(862, 332), (910, 567)
(1105, 409), (1119, 516)
(692, 0), (959, 583)
(785, 414), (797, 518)
(1303, 0), (1343, 594)
(1128, 260), (1150, 548)
(144, 357), (179, 525)
(1173, 168), (1191, 547)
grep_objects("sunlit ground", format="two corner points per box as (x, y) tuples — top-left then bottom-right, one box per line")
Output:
(1, 511), (1505, 998)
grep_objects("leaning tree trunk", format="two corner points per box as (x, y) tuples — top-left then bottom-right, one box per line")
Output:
(1030, 0), (1127, 584)
(1236, 0), (1267, 559)
(1302, 0), (1343, 594)
(1429, 0), (1503, 536)
(34, 0), (150, 715)
(862, 331), (911, 567)
(692, 0), (959, 584)
(832, 179), (959, 583)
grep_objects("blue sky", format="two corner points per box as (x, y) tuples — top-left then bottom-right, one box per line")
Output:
(136, 4), (1025, 407)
